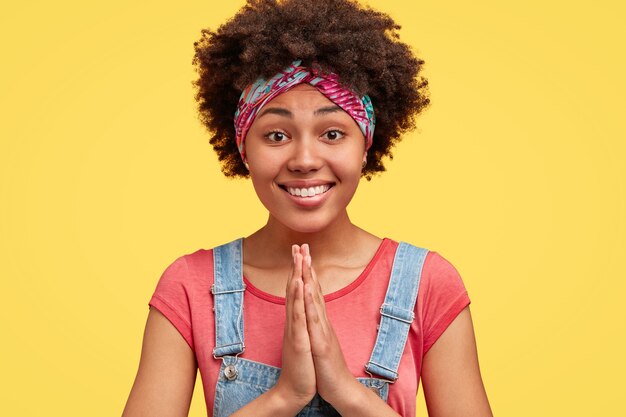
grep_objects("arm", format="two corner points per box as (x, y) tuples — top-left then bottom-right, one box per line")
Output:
(320, 378), (402, 417)
(421, 306), (493, 417)
(122, 307), (198, 417)
(229, 388), (307, 417)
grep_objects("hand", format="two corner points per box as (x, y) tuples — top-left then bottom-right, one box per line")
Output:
(300, 244), (359, 407)
(272, 245), (317, 409)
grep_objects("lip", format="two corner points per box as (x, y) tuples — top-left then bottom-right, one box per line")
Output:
(277, 182), (335, 208)
(277, 180), (336, 188)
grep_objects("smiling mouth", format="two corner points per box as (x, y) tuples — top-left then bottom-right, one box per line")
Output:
(278, 183), (335, 197)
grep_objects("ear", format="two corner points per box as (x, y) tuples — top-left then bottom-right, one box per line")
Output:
(362, 152), (367, 168)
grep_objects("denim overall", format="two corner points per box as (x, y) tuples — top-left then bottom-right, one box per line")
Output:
(211, 238), (428, 416)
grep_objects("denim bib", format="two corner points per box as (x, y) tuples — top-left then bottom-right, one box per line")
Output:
(211, 238), (428, 416)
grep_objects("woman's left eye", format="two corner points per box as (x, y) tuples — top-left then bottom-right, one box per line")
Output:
(322, 130), (345, 141)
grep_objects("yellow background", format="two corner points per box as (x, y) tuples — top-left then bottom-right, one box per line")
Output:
(1, 0), (624, 415)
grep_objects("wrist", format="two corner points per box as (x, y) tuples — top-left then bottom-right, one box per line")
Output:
(268, 384), (311, 415)
(322, 375), (365, 412)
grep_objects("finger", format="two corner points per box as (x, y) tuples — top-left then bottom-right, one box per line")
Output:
(291, 250), (304, 331)
(290, 245), (302, 287)
(302, 244), (316, 289)
(285, 245), (301, 327)
(304, 282), (326, 352)
(288, 277), (311, 354)
(307, 258), (322, 295)
(302, 252), (313, 287)
(285, 274), (299, 334)
(299, 246), (328, 323)
(285, 245), (298, 293)
(293, 251), (303, 282)
(290, 244), (299, 276)
(293, 278), (308, 337)
(304, 282), (320, 325)
(300, 243), (310, 267)
(309, 266), (328, 320)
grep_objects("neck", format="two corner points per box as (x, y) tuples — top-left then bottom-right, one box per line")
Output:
(244, 210), (368, 267)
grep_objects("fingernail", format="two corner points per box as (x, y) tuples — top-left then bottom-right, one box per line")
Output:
(306, 255), (311, 267)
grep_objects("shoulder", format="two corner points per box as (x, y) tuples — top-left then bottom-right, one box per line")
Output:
(413, 249), (471, 354)
(147, 248), (214, 351)
(150, 247), (216, 316)
(420, 250), (468, 297)
(154, 248), (214, 292)
(387, 240), (464, 285)
(423, 251), (464, 283)
(386, 240), (462, 279)
(155, 238), (245, 290)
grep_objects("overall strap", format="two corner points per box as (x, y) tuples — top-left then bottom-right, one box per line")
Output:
(365, 241), (428, 382)
(212, 238), (246, 358)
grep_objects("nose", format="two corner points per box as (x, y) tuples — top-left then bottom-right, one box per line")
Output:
(286, 135), (323, 174)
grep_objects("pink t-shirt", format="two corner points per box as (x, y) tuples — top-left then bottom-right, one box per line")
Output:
(148, 238), (470, 417)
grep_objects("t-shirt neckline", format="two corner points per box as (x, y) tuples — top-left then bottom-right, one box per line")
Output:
(242, 238), (391, 305)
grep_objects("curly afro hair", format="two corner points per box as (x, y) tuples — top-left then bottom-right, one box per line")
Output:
(192, 0), (430, 180)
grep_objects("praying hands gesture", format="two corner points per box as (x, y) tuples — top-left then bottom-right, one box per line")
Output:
(232, 244), (400, 417)
(234, 244), (401, 417)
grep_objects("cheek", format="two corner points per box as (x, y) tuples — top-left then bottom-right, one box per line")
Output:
(248, 174), (278, 213)
(329, 148), (364, 176)
(249, 167), (275, 195)
(246, 146), (281, 178)
(247, 159), (283, 209)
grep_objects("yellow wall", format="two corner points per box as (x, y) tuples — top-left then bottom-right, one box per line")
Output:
(1, 1), (624, 415)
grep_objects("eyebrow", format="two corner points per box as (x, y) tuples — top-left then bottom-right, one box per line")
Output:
(256, 105), (342, 119)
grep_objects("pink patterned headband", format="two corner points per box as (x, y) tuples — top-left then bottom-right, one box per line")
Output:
(233, 60), (376, 163)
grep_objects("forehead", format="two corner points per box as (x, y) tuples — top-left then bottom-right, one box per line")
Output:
(263, 83), (335, 109)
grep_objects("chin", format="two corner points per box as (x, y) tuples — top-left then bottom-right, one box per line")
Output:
(288, 223), (327, 234)
(274, 212), (336, 235)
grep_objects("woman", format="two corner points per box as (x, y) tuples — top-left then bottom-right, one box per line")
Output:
(123, 0), (493, 416)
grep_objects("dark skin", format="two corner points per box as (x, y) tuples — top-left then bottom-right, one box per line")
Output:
(232, 85), (393, 414)
(122, 86), (492, 417)
(242, 224), (382, 297)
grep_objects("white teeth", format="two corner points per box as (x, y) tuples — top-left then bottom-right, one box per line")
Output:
(286, 184), (331, 197)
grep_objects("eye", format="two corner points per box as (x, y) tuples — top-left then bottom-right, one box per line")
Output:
(265, 130), (289, 142)
(322, 129), (345, 141)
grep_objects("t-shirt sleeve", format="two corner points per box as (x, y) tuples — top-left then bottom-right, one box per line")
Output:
(420, 251), (471, 354)
(148, 255), (195, 351)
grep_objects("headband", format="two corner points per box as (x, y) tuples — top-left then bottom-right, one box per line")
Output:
(233, 60), (375, 163)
